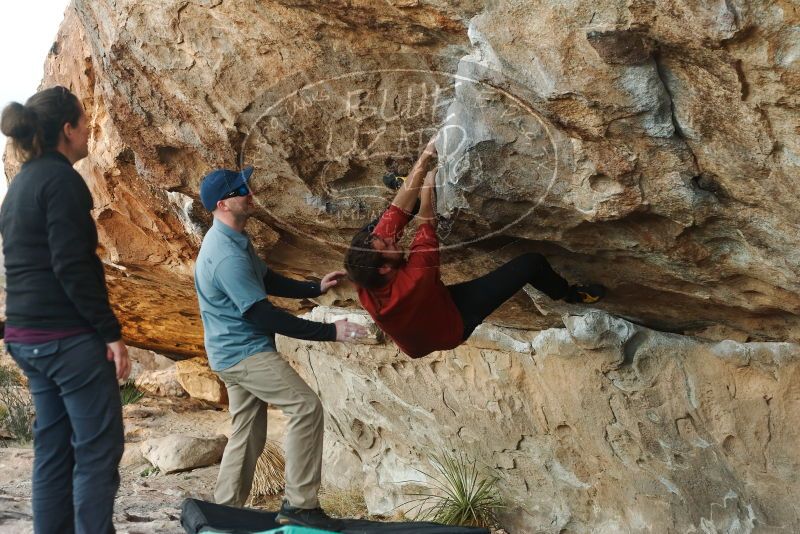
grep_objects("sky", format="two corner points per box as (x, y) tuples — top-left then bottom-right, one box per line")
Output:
(0, 0), (71, 192)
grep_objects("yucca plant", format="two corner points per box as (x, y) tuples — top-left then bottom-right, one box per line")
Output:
(402, 449), (504, 528)
(120, 380), (145, 405)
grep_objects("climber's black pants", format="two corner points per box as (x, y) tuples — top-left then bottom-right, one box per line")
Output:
(447, 253), (569, 341)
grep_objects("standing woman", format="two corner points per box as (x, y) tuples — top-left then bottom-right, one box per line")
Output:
(0, 86), (130, 533)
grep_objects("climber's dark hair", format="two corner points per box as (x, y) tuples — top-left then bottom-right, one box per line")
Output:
(1, 86), (83, 163)
(344, 226), (389, 290)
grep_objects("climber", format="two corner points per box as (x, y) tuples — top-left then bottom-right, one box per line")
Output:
(344, 134), (605, 359)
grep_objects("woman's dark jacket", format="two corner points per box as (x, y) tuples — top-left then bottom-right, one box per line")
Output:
(0, 151), (121, 342)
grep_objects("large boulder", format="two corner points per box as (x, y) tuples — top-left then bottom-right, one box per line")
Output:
(279, 307), (800, 533)
(129, 347), (186, 397)
(3, 2), (799, 531)
(135, 368), (186, 398)
(2, 0), (794, 352)
(128, 347), (176, 374)
(140, 434), (227, 474)
(174, 358), (227, 404)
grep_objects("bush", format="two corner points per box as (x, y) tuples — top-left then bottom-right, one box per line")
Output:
(403, 449), (504, 528)
(0, 363), (34, 444)
(120, 380), (145, 405)
(139, 465), (160, 477)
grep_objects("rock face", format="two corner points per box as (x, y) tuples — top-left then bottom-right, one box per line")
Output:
(2, 1), (799, 531)
(279, 307), (800, 533)
(136, 368), (186, 398)
(2, 0), (794, 351)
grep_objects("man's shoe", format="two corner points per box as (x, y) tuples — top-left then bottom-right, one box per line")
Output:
(276, 501), (342, 531)
(565, 284), (606, 304)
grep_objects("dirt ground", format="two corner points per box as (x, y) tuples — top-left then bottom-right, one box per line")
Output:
(0, 348), (502, 533)
(0, 393), (289, 534)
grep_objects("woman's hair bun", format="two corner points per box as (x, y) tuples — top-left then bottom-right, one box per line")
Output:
(1, 102), (39, 141)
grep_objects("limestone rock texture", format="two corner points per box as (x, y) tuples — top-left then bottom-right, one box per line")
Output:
(279, 307), (800, 533)
(174, 357), (228, 404)
(1, 0), (799, 531)
(1, 0), (795, 350)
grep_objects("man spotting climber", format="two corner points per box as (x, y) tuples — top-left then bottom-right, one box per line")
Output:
(194, 166), (367, 530)
(344, 135), (605, 359)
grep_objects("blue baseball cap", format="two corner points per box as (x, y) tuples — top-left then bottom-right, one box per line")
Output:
(200, 166), (254, 211)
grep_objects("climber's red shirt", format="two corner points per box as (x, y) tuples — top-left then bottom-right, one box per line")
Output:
(356, 205), (464, 358)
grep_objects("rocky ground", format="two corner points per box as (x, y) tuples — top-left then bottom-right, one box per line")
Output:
(0, 392), (290, 534)
(0, 339), (513, 534)
(1, 447), (215, 534)
(0, 343), (293, 534)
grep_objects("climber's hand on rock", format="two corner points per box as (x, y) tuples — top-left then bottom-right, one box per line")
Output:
(421, 133), (438, 160)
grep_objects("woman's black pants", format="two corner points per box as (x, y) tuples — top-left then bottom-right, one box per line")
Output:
(6, 333), (123, 534)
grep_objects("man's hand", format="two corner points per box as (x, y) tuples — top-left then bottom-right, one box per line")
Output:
(106, 340), (131, 380)
(334, 319), (369, 342)
(320, 270), (347, 293)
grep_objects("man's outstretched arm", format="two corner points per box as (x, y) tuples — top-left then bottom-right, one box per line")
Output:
(213, 256), (366, 342)
(263, 269), (346, 298)
(263, 269), (323, 298)
(245, 299), (368, 342)
(391, 134), (437, 214)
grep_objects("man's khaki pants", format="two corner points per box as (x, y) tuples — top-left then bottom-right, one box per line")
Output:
(214, 351), (323, 509)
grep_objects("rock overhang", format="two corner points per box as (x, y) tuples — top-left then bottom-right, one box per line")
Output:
(2, 0), (798, 354)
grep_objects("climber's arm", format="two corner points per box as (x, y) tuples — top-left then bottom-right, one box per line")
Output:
(417, 169), (437, 231)
(391, 134), (437, 214)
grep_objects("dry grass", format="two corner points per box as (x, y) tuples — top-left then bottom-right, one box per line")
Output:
(249, 486), (372, 520)
(248, 493), (284, 509)
(245, 439), (375, 521)
(319, 485), (370, 519)
(0, 363), (34, 445)
(250, 440), (286, 497)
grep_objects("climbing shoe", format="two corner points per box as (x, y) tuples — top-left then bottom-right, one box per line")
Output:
(564, 284), (606, 304)
(276, 500), (342, 531)
(382, 171), (422, 215)
(382, 171), (406, 191)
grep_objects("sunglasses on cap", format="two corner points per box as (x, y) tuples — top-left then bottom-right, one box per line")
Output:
(221, 183), (251, 200)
